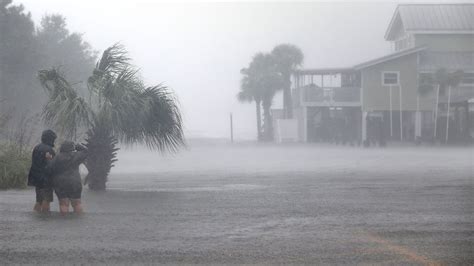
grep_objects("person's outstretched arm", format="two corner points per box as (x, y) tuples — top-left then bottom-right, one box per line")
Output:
(72, 144), (88, 165)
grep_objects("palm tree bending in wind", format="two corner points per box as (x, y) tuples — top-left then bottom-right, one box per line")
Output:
(238, 53), (284, 141)
(238, 67), (263, 141)
(250, 53), (284, 141)
(38, 44), (185, 190)
(271, 44), (303, 119)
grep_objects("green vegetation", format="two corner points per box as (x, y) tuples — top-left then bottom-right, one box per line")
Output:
(271, 44), (304, 119)
(238, 44), (303, 141)
(0, 0), (96, 118)
(239, 53), (284, 141)
(1, 1), (184, 191)
(39, 44), (185, 191)
(1, 1), (94, 189)
(0, 113), (37, 190)
(0, 144), (30, 189)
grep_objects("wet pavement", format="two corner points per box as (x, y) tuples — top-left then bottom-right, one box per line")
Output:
(1, 144), (473, 264)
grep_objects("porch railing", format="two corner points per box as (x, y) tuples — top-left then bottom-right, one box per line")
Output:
(303, 86), (360, 103)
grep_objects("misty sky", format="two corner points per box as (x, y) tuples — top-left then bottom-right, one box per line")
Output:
(15, 0), (455, 139)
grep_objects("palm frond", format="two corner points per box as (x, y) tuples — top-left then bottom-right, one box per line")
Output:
(87, 43), (131, 97)
(140, 85), (184, 152)
(95, 43), (129, 76)
(102, 67), (142, 102)
(238, 75), (255, 103)
(110, 84), (184, 152)
(85, 44), (185, 152)
(271, 44), (304, 71)
(38, 68), (93, 138)
(237, 90), (253, 103)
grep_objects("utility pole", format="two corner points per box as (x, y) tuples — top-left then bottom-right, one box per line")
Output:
(230, 113), (234, 143)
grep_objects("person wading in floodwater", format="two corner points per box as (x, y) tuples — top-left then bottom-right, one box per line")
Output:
(48, 141), (88, 215)
(28, 130), (57, 213)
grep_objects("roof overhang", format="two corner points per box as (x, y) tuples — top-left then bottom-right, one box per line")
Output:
(409, 30), (474, 34)
(384, 6), (401, 41)
(354, 46), (427, 70)
(294, 67), (356, 75)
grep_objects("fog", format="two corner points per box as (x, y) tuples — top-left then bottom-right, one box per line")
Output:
(110, 143), (473, 191)
(114, 143), (472, 175)
(14, 0), (407, 139)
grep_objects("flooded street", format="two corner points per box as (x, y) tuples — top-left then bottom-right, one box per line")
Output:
(1, 143), (473, 264)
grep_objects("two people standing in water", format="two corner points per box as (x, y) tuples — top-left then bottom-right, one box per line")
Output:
(28, 130), (88, 215)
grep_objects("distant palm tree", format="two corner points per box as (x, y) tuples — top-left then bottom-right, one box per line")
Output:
(238, 53), (283, 141)
(271, 44), (303, 119)
(250, 53), (284, 141)
(238, 68), (263, 141)
(38, 44), (184, 190)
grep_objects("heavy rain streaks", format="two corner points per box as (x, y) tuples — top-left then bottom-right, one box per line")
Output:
(1, 1), (473, 265)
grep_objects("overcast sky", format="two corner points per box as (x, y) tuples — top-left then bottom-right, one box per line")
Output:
(15, 0), (456, 140)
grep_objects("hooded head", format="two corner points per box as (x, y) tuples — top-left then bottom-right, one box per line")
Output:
(41, 130), (57, 147)
(60, 141), (75, 153)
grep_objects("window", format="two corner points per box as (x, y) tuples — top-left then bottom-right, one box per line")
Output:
(395, 39), (406, 51)
(382, 72), (399, 86)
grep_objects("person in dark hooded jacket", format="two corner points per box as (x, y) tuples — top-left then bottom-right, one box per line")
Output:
(28, 129), (57, 212)
(48, 141), (88, 214)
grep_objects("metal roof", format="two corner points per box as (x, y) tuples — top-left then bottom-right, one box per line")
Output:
(296, 46), (430, 72)
(353, 46), (427, 70)
(385, 4), (474, 40)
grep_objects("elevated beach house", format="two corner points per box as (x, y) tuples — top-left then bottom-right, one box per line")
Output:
(275, 4), (474, 144)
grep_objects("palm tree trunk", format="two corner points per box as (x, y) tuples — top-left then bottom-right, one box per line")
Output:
(84, 124), (119, 190)
(415, 94), (421, 141)
(446, 85), (452, 143)
(262, 102), (273, 141)
(434, 84), (440, 139)
(256, 100), (262, 141)
(283, 77), (293, 119)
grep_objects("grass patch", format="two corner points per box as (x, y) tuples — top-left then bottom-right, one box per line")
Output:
(0, 144), (31, 189)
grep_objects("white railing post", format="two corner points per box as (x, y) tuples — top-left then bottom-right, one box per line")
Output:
(399, 84), (403, 141)
(446, 86), (452, 143)
(389, 85), (393, 138)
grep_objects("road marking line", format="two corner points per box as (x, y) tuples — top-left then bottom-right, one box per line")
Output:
(363, 232), (441, 266)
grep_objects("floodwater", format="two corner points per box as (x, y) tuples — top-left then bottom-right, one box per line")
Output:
(1, 142), (473, 264)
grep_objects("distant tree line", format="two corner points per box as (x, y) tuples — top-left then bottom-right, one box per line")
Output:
(0, 0), (96, 189)
(0, 0), (96, 120)
(238, 44), (303, 141)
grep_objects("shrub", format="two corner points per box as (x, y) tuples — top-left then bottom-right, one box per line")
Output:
(0, 111), (37, 189)
(0, 144), (31, 189)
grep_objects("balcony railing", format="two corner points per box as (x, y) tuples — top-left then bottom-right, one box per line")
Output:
(303, 86), (360, 103)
